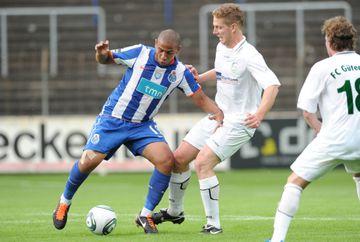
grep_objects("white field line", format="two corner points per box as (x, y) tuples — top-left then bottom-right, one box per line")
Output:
(2, 213), (360, 224)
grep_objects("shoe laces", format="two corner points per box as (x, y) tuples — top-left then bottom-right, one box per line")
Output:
(55, 203), (69, 220)
(146, 215), (156, 229)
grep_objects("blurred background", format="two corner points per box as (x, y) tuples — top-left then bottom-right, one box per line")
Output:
(0, 0), (359, 173)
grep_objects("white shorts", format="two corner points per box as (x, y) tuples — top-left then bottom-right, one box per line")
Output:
(183, 116), (255, 161)
(291, 138), (360, 182)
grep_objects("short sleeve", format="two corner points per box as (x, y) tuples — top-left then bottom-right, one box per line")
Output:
(177, 68), (201, 96)
(247, 53), (281, 89)
(110, 44), (143, 67)
(297, 63), (325, 113)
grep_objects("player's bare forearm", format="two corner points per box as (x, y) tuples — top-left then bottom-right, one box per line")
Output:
(303, 111), (321, 134)
(191, 90), (224, 125)
(197, 69), (217, 84)
(187, 66), (216, 84)
(257, 85), (279, 118)
(245, 85), (279, 128)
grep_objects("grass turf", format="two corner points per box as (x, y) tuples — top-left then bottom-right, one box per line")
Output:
(1, 169), (360, 241)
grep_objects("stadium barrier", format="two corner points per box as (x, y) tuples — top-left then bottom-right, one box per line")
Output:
(0, 114), (312, 173)
(0, 114), (230, 173)
(230, 118), (313, 168)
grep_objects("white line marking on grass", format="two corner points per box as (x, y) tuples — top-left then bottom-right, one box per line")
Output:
(0, 218), (84, 224)
(2, 213), (359, 224)
(221, 215), (360, 221)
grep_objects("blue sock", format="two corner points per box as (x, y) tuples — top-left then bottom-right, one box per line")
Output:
(144, 169), (171, 211)
(63, 161), (89, 201)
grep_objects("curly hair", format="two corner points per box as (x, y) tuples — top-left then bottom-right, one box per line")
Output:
(212, 3), (245, 28)
(321, 16), (357, 51)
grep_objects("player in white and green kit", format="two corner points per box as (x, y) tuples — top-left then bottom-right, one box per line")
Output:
(267, 16), (360, 242)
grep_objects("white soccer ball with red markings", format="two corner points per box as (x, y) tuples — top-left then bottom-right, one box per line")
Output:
(86, 205), (117, 235)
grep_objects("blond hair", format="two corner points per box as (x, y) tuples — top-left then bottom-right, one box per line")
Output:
(212, 3), (245, 28)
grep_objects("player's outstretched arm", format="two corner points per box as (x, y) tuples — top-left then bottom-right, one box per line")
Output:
(95, 40), (115, 64)
(197, 69), (217, 84)
(186, 66), (216, 84)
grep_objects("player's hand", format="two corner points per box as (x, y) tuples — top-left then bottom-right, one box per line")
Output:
(244, 113), (262, 128)
(209, 109), (224, 128)
(95, 40), (110, 55)
(186, 64), (200, 81)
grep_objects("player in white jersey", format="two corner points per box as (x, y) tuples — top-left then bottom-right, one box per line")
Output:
(52, 29), (224, 234)
(266, 16), (360, 242)
(153, 3), (280, 234)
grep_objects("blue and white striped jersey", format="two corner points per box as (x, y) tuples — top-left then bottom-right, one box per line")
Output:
(100, 44), (200, 122)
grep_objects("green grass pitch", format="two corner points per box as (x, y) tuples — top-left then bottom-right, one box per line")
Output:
(1, 169), (360, 242)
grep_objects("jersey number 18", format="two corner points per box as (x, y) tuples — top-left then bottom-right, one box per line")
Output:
(337, 78), (360, 114)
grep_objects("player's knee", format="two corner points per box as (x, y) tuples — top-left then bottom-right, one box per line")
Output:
(194, 158), (208, 175)
(78, 150), (104, 173)
(78, 159), (99, 173)
(153, 152), (175, 173)
(174, 152), (190, 171)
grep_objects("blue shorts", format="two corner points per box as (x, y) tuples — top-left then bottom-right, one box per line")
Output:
(84, 115), (166, 160)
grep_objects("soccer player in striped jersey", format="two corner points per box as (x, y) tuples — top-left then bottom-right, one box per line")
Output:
(52, 29), (224, 234)
(267, 16), (360, 242)
(153, 3), (280, 234)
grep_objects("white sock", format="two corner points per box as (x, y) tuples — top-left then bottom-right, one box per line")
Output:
(352, 177), (360, 200)
(167, 169), (191, 216)
(271, 183), (303, 242)
(140, 207), (152, 217)
(60, 194), (71, 205)
(199, 176), (220, 228)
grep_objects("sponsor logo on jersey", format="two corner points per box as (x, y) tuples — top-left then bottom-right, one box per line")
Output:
(216, 72), (238, 85)
(136, 78), (167, 99)
(168, 70), (177, 83)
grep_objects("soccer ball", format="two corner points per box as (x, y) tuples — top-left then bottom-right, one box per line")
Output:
(86, 205), (117, 235)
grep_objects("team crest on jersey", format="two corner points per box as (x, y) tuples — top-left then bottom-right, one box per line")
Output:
(167, 70), (176, 83)
(91, 133), (100, 144)
(231, 62), (242, 75)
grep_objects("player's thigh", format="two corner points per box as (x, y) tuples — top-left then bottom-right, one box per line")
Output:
(174, 141), (200, 165)
(79, 150), (107, 172)
(142, 142), (174, 173)
(195, 144), (221, 170)
(291, 141), (339, 182)
(183, 116), (218, 150)
(85, 116), (127, 155)
(125, 120), (166, 156)
(206, 124), (252, 161)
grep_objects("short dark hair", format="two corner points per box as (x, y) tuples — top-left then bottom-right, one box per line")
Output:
(157, 29), (181, 47)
